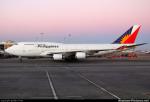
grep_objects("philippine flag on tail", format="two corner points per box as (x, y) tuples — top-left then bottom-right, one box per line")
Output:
(113, 25), (141, 44)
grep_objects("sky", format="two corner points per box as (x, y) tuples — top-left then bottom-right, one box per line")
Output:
(0, 0), (150, 50)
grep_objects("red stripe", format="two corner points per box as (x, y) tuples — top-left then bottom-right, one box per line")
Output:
(124, 26), (141, 44)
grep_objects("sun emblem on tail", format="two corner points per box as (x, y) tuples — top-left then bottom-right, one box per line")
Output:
(120, 34), (130, 44)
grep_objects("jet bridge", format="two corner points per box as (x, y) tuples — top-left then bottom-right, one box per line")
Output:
(0, 44), (4, 57)
(0, 44), (4, 51)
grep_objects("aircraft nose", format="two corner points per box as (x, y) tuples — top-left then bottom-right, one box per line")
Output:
(5, 47), (14, 55)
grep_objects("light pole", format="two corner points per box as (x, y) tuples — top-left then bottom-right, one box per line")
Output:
(40, 32), (44, 41)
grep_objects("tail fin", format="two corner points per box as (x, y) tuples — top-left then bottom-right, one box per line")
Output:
(113, 25), (141, 44)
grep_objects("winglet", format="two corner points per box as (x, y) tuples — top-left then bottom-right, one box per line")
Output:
(113, 25), (141, 44)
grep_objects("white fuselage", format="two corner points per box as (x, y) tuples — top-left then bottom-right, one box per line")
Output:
(5, 42), (133, 57)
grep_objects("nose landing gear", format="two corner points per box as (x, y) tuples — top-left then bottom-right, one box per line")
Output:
(19, 56), (22, 62)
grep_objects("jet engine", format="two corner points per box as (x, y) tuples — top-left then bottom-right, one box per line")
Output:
(75, 52), (86, 59)
(53, 54), (63, 60)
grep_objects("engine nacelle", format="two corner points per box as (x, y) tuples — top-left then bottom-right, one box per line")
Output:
(53, 54), (63, 60)
(75, 52), (86, 59)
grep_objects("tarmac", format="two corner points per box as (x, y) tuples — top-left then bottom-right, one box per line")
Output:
(0, 56), (150, 99)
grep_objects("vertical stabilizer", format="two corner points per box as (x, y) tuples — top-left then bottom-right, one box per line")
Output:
(113, 25), (141, 44)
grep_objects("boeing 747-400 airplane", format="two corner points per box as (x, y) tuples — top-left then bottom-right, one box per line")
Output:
(5, 25), (146, 60)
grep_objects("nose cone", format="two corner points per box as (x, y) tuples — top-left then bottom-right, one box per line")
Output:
(5, 47), (14, 55)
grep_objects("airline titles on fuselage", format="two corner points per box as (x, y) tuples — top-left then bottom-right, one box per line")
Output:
(37, 44), (59, 48)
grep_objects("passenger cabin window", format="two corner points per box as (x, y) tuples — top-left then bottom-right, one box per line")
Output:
(24, 44), (34, 45)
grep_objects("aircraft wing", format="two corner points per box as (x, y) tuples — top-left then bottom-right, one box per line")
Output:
(127, 43), (147, 48)
(117, 43), (147, 50)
